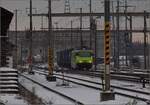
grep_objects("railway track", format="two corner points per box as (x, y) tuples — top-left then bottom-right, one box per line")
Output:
(34, 65), (150, 73)
(32, 70), (150, 103)
(62, 70), (147, 83)
(111, 68), (150, 73)
(59, 69), (150, 82)
(91, 70), (149, 78)
(54, 74), (150, 95)
(19, 73), (84, 105)
(19, 83), (46, 105)
(33, 65), (150, 83)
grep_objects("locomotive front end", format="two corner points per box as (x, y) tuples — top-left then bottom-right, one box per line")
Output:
(75, 50), (93, 70)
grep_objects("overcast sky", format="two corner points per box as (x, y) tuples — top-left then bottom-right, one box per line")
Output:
(0, 0), (149, 31)
(0, 0), (150, 42)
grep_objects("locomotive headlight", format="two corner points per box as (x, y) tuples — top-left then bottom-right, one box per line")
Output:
(88, 60), (92, 63)
(79, 60), (83, 63)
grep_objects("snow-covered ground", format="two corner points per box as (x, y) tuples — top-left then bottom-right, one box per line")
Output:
(57, 72), (150, 93)
(1, 67), (148, 105)
(19, 72), (148, 105)
(19, 76), (75, 104)
(54, 74), (150, 100)
(0, 94), (28, 105)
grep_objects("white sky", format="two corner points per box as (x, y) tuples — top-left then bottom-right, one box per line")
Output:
(0, 0), (150, 42)
(0, 0), (150, 30)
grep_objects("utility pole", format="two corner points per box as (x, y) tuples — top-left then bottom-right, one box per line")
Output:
(70, 20), (73, 49)
(28, 0), (34, 74)
(144, 10), (147, 70)
(121, 0), (134, 67)
(100, 0), (115, 101)
(111, 1), (116, 69)
(147, 33), (149, 70)
(47, 0), (56, 81)
(124, 0), (128, 67)
(14, 9), (21, 68)
(0, 8), (1, 66)
(117, 0), (135, 68)
(116, 0), (120, 71)
(14, 9), (18, 68)
(80, 8), (83, 49)
(147, 33), (150, 70)
(20, 41), (23, 66)
(91, 18), (96, 71)
(89, 0), (92, 49)
(129, 15), (133, 72)
(93, 19), (97, 71)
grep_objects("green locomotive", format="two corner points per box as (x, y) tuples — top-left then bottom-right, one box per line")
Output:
(57, 49), (93, 70)
(71, 50), (93, 70)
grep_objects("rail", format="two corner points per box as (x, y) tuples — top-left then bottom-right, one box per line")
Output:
(31, 69), (150, 103)
(19, 73), (84, 105)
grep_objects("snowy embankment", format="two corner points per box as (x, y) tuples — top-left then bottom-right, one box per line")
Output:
(0, 95), (28, 105)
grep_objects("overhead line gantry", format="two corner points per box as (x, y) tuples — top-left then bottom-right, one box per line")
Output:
(29, 12), (150, 17)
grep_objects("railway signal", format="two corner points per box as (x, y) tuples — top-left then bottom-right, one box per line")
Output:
(100, 0), (115, 101)
(28, 0), (34, 75)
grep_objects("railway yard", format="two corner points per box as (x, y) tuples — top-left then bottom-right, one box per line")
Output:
(0, 0), (150, 105)
(0, 65), (150, 105)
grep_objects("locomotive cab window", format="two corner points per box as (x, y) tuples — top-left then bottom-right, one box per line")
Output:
(78, 52), (92, 57)
(75, 53), (79, 56)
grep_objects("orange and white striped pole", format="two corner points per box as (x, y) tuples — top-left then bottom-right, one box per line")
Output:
(104, 0), (111, 92)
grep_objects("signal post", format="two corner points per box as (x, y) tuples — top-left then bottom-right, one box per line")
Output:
(100, 0), (115, 101)
(46, 0), (56, 81)
(28, 0), (34, 74)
